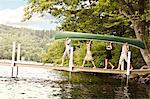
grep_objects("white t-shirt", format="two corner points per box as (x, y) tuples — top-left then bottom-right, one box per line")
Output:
(65, 38), (71, 50)
(122, 44), (128, 54)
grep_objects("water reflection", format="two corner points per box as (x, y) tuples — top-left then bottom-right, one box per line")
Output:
(0, 66), (149, 99)
(59, 72), (149, 99)
(114, 77), (130, 99)
(59, 72), (119, 98)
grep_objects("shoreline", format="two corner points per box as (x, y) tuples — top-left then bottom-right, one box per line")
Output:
(0, 61), (149, 76)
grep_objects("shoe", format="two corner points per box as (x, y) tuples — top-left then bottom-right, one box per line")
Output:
(111, 66), (114, 69)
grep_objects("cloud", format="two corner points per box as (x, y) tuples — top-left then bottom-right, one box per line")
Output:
(0, 6), (59, 30)
(0, 6), (24, 23)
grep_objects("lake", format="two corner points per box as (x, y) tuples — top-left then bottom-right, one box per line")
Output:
(0, 66), (149, 99)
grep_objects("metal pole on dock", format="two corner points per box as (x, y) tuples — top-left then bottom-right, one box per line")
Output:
(69, 47), (73, 71)
(16, 43), (21, 77)
(17, 44), (21, 62)
(11, 42), (16, 77)
(16, 66), (19, 77)
(127, 51), (131, 75)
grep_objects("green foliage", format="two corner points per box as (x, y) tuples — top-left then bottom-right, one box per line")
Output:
(24, 0), (149, 35)
(41, 41), (64, 64)
(130, 47), (145, 68)
(91, 42), (105, 67)
(73, 43), (86, 66)
(0, 25), (53, 62)
(144, 34), (150, 52)
(111, 44), (121, 67)
(24, 0), (150, 37)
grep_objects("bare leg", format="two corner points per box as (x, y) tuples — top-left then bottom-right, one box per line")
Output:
(67, 50), (70, 59)
(117, 54), (124, 70)
(104, 59), (108, 69)
(61, 57), (64, 66)
(61, 50), (67, 66)
(82, 59), (86, 67)
(109, 62), (114, 69)
(91, 61), (96, 68)
(130, 64), (133, 70)
(117, 64), (121, 70)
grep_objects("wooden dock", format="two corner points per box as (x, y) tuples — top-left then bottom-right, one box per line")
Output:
(49, 66), (150, 75)
(0, 62), (149, 75)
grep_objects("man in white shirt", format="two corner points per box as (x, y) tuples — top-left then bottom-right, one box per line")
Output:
(117, 42), (129, 70)
(61, 38), (71, 66)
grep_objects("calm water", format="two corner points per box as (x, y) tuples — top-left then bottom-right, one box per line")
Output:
(0, 66), (149, 99)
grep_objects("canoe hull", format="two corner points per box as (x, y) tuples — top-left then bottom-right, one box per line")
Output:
(53, 31), (145, 49)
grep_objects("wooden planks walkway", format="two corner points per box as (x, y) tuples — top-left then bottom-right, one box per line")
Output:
(0, 62), (149, 75)
(49, 66), (150, 75)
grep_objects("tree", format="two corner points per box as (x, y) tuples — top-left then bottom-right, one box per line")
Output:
(0, 25), (52, 61)
(24, 0), (150, 65)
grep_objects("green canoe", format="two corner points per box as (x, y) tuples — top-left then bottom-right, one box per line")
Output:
(53, 31), (145, 49)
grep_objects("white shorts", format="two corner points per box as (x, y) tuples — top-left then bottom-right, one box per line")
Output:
(119, 53), (128, 65)
(63, 46), (71, 58)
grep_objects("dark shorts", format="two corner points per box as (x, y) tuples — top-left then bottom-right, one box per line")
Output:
(106, 54), (112, 59)
(106, 50), (112, 59)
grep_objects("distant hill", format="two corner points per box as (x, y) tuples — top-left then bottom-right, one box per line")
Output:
(0, 24), (53, 61)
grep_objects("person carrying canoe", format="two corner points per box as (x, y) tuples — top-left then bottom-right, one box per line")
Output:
(104, 42), (114, 69)
(117, 42), (133, 70)
(82, 40), (96, 68)
(61, 38), (72, 66)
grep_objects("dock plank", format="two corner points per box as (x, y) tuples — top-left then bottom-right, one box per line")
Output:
(0, 62), (149, 75)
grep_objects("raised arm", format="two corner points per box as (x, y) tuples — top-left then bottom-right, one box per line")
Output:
(109, 42), (112, 49)
(89, 40), (92, 45)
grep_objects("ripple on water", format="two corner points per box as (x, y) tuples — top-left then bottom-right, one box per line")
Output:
(0, 66), (65, 99)
(0, 66), (149, 99)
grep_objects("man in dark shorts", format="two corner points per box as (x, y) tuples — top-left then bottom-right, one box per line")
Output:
(104, 42), (114, 69)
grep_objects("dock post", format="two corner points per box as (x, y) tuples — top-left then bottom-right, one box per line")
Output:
(127, 51), (131, 75)
(69, 47), (73, 71)
(11, 42), (16, 77)
(17, 44), (21, 62)
(16, 44), (21, 77)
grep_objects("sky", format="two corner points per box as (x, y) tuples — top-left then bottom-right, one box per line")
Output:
(0, 0), (59, 30)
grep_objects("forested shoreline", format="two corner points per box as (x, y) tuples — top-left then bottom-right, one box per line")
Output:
(0, 24), (53, 62)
